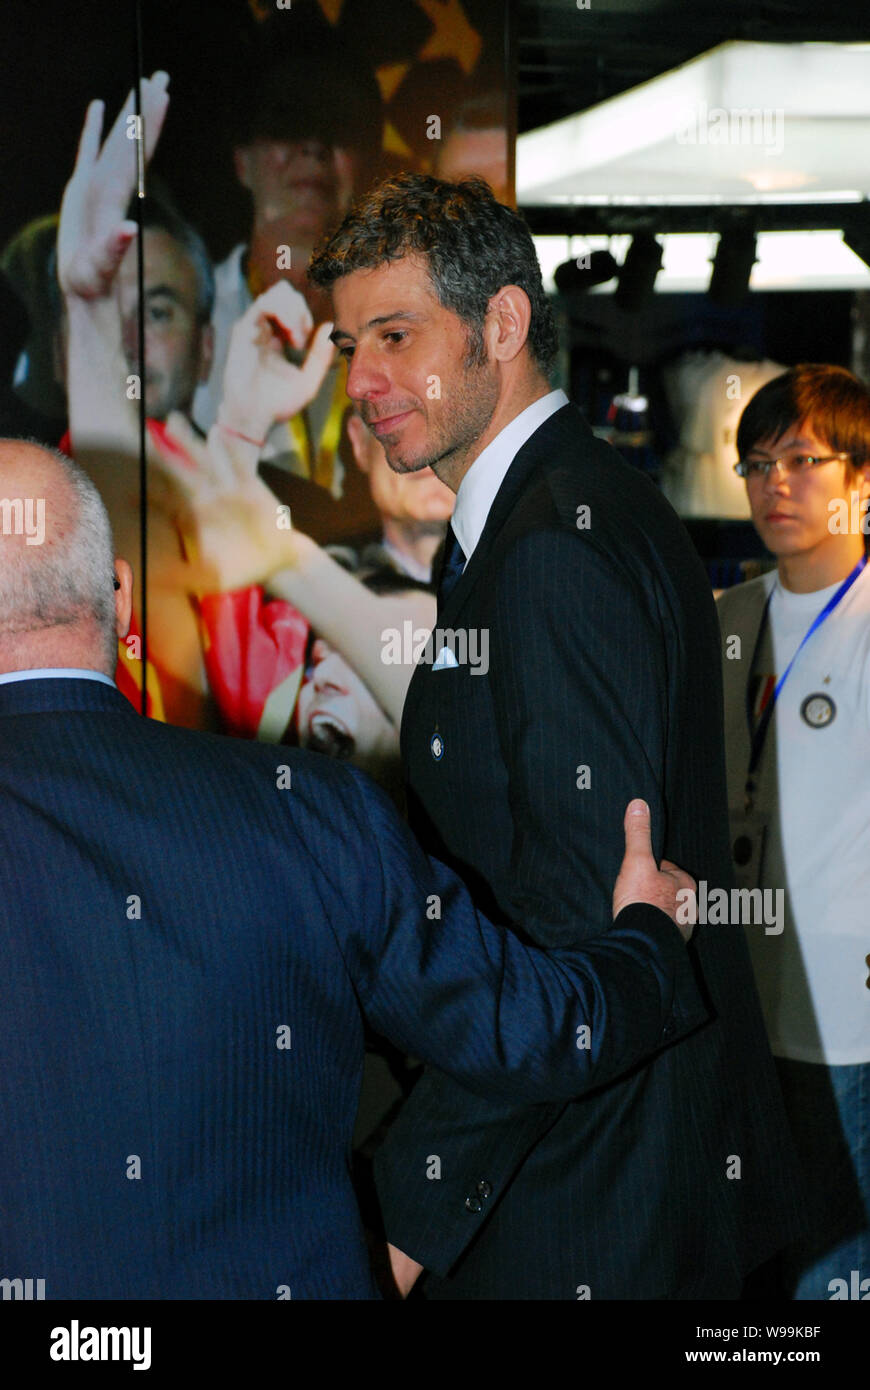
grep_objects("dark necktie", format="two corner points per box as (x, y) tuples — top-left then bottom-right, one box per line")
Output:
(437, 523), (466, 612)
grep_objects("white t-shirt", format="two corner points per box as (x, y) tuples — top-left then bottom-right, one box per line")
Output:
(717, 566), (870, 1064)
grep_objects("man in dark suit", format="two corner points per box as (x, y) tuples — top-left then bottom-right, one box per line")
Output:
(0, 437), (704, 1299)
(309, 174), (803, 1299)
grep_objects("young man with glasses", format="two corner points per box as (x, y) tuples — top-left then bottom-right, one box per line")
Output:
(717, 363), (870, 1299)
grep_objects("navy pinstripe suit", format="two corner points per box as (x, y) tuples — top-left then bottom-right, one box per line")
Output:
(373, 402), (803, 1300)
(0, 673), (704, 1299)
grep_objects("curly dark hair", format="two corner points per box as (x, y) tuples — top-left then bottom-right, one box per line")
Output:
(308, 173), (558, 378)
(737, 364), (870, 477)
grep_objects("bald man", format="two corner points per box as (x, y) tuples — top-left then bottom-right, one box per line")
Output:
(0, 439), (702, 1299)
(0, 440), (132, 674)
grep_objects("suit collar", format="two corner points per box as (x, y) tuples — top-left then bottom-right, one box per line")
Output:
(440, 401), (586, 625)
(451, 389), (568, 564)
(0, 666), (115, 689)
(400, 401), (588, 743)
(0, 675), (137, 718)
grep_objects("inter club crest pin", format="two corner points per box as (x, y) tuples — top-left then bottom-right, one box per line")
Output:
(800, 693), (836, 728)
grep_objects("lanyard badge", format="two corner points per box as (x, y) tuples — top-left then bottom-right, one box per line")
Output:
(742, 555), (866, 813)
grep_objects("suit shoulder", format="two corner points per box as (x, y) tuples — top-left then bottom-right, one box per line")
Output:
(518, 417), (682, 547)
(132, 715), (368, 823)
(715, 574), (771, 631)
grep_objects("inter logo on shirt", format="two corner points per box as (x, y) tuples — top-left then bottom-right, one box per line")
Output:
(800, 693), (836, 728)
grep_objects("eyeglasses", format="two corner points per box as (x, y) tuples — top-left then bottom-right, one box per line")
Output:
(734, 451), (853, 480)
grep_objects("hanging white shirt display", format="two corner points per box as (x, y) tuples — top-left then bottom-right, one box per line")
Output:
(663, 352), (785, 518)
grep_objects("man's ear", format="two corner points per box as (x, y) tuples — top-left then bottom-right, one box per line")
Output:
(114, 558), (134, 641)
(346, 411), (372, 474)
(483, 284), (531, 365)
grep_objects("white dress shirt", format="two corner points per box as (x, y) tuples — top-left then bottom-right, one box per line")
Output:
(0, 668), (115, 687)
(451, 389), (568, 566)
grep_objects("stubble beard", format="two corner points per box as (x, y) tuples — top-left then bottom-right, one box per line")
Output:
(383, 359), (500, 480)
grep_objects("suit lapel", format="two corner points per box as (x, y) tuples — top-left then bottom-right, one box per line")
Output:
(401, 403), (581, 740)
(442, 403), (579, 625)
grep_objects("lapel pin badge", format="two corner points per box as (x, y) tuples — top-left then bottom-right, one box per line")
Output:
(800, 693), (836, 728)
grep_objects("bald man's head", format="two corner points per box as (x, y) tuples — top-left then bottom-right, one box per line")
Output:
(0, 439), (129, 676)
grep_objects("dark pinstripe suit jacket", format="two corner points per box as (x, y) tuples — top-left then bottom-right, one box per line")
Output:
(0, 674), (705, 1299)
(373, 401), (803, 1300)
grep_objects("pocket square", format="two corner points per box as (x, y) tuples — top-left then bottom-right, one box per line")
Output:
(432, 645), (459, 671)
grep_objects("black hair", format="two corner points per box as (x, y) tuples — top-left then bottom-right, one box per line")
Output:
(235, 43), (383, 166)
(737, 364), (870, 475)
(126, 196), (215, 324)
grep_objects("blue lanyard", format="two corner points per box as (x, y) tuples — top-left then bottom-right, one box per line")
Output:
(743, 555), (866, 809)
